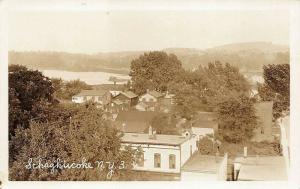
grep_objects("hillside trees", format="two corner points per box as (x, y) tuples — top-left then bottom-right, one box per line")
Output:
(129, 51), (183, 95)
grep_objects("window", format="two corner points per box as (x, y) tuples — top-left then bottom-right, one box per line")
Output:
(154, 153), (161, 168)
(169, 154), (176, 169)
(137, 152), (144, 167)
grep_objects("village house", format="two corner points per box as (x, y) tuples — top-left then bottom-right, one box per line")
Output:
(139, 89), (164, 103)
(110, 91), (138, 112)
(120, 126), (227, 180)
(121, 127), (198, 174)
(136, 90), (164, 111)
(114, 111), (158, 133)
(71, 89), (111, 106)
(136, 90), (176, 112)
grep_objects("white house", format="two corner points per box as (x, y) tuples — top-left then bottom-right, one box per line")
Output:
(191, 127), (214, 140)
(139, 90), (164, 103)
(121, 128), (198, 174)
(72, 90), (110, 105)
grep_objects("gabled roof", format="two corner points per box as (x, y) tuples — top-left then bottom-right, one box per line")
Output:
(109, 90), (121, 97)
(148, 90), (164, 98)
(191, 127), (214, 136)
(73, 90), (107, 97)
(120, 91), (138, 99)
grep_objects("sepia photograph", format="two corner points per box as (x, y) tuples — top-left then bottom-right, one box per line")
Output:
(1, 0), (299, 187)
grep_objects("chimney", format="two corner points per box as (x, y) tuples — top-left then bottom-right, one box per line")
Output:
(122, 123), (126, 133)
(153, 130), (157, 139)
(243, 147), (247, 158)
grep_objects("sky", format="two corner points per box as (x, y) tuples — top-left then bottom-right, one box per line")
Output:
(8, 10), (289, 53)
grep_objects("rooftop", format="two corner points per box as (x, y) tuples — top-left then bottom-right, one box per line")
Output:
(115, 111), (158, 122)
(234, 156), (287, 181)
(121, 133), (189, 146)
(148, 90), (164, 98)
(182, 154), (223, 173)
(120, 91), (138, 99)
(73, 89), (107, 97)
(191, 127), (214, 136)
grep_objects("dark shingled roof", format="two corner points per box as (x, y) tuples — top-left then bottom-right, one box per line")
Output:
(115, 111), (158, 122)
(120, 91), (138, 99)
(114, 111), (159, 133)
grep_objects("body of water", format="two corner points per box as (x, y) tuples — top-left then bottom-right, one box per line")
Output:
(42, 70), (130, 85)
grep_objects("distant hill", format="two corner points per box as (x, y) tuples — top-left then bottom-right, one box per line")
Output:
(9, 42), (289, 74)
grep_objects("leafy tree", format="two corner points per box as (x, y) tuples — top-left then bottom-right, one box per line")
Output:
(9, 65), (55, 137)
(149, 114), (179, 135)
(172, 62), (251, 119)
(217, 95), (257, 143)
(9, 103), (139, 181)
(198, 136), (217, 155)
(52, 78), (92, 100)
(258, 64), (290, 119)
(129, 51), (183, 95)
